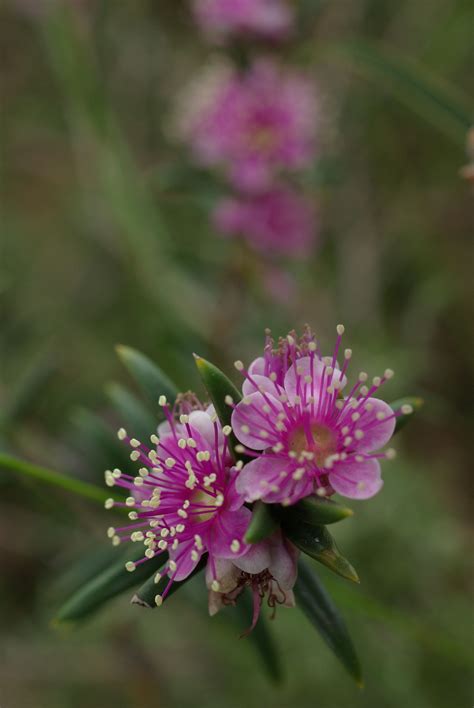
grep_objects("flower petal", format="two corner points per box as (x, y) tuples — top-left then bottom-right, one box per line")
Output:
(232, 392), (283, 450)
(352, 398), (396, 452)
(248, 357), (266, 376)
(234, 540), (272, 575)
(268, 534), (298, 590)
(205, 556), (239, 592)
(209, 507), (251, 559)
(188, 410), (218, 447)
(283, 356), (327, 403)
(330, 457), (383, 499)
(168, 541), (203, 581)
(242, 373), (280, 397)
(235, 455), (289, 502)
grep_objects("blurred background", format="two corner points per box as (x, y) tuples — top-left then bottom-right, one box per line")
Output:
(1, 1), (473, 706)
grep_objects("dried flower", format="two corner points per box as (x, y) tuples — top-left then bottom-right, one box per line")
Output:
(206, 531), (298, 628)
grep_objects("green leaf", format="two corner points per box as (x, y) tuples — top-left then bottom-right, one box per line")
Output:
(0, 352), (56, 433)
(71, 408), (132, 479)
(106, 382), (156, 442)
(131, 557), (207, 608)
(116, 345), (178, 409)
(244, 501), (279, 544)
(330, 40), (471, 146)
(282, 519), (359, 584)
(391, 396), (424, 434)
(281, 495), (353, 526)
(236, 589), (283, 683)
(41, 5), (214, 339)
(193, 354), (242, 458)
(0, 453), (108, 505)
(295, 559), (362, 685)
(54, 547), (167, 624)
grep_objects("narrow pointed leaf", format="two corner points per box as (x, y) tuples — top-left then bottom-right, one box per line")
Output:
(116, 345), (178, 408)
(0, 453), (108, 504)
(131, 557), (207, 608)
(282, 519), (359, 583)
(295, 558), (362, 685)
(235, 589), (283, 683)
(391, 396), (424, 433)
(245, 501), (279, 544)
(106, 382), (156, 442)
(194, 354), (242, 458)
(51, 546), (121, 602)
(0, 353), (56, 432)
(331, 41), (471, 146)
(71, 408), (132, 478)
(55, 547), (167, 624)
(282, 495), (353, 526)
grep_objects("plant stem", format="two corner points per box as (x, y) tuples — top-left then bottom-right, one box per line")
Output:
(0, 453), (108, 504)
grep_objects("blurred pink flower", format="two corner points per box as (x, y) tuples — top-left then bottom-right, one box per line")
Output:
(213, 186), (316, 256)
(191, 0), (293, 41)
(181, 60), (317, 192)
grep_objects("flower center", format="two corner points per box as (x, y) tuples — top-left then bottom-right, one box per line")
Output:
(190, 488), (220, 524)
(288, 422), (337, 466)
(249, 125), (278, 153)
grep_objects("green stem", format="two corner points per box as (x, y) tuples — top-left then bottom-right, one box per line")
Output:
(0, 453), (108, 504)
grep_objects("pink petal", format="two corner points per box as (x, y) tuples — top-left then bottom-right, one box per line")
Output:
(248, 357), (265, 375)
(351, 397), (396, 453)
(225, 471), (247, 510)
(205, 556), (239, 592)
(330, 457), (383, 499)
(168, 542), (203, 581)
(235, 455), (289, 502)
(283, 356), (327, 403)
(242, 373), (280, 397)
(188, 410), (218, 447)
(232, 392), (283, 450)
(157, 420), (174, 438)
(209, 507), (251, 559)
(234, 540), (272, 575)
(268, 534), (298, 590)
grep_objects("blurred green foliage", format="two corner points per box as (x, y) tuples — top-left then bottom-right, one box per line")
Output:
(1, 0), (472, 706)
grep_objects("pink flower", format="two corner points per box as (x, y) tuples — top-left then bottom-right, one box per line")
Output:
(191, 0), (293, 42)
(106, 396), (251, 605)
(181, 60), (317, 192)
(206, 531), (298, 628)
(231, 327), (402, 506)
(213, 186), (316, 256)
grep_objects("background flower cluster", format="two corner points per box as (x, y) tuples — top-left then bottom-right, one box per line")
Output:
(180, 0), (318, 259)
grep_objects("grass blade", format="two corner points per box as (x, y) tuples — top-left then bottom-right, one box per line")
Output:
(55, 547), (167, 624)
(295, 559), (362, 685)
(0, 453), (108, 504)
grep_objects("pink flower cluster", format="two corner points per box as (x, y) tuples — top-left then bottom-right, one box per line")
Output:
(179, 2), (318, 257)
(106, 327), (403, 626)
(191, 0), (294, 42)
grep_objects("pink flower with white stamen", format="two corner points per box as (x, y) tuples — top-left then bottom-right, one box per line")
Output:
(231, 327), (403, 506)
(180, 60), (317, 193)
(105, 395), (251, 605)
(191, 0), (294, 42)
